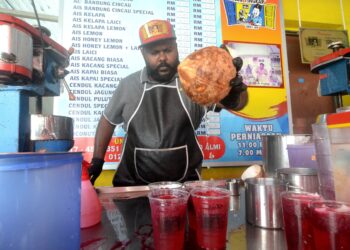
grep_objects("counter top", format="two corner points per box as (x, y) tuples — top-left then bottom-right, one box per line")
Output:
(80, 187), (287, 250)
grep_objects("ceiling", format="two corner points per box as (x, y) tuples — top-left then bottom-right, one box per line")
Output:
(0, 0), (60, 40)
(0, 0), (59, 21)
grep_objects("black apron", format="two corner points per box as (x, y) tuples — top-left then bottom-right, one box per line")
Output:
(113, 79), (203, 186)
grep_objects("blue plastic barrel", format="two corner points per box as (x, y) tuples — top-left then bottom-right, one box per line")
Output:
(0, 152), (82, 250)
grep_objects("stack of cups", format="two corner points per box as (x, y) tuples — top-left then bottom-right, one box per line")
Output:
(281, 191), (350, 250)
(147, 180), (230, 250)
(312, 123), (335, 199)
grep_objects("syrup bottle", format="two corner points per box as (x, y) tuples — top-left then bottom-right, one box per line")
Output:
(80, 160), (102, 228)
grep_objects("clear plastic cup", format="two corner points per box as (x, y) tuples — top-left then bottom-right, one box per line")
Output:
(190, 186), (230, 249)
(184, 179), (227, 249)
(310, 200), (350, 250)
(148, 188), (189, 250)
(281, 191), (323, 250)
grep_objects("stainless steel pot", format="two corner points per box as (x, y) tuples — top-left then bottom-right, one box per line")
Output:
(31, 114), (73, 140)
(261, 134), (312, 176)
(277, 167), (319, 193)
(245, 177), (287, 229)
(30, 114), (74, 152)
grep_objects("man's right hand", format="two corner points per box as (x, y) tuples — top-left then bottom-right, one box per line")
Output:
(88, 158), (104, 185)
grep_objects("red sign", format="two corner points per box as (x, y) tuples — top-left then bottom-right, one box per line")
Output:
(197, 136), (226, 160)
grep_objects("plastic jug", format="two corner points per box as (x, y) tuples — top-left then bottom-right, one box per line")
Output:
(80, 160), (102, 228)
(0, 152), (82, 250)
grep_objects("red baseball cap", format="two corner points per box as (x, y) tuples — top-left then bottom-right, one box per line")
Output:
(139, 19), (176, 46)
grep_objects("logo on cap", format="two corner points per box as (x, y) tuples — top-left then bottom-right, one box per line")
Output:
(139, 20), (176, 46)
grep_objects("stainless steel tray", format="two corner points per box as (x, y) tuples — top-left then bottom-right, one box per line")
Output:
(97, 185), (150, 199)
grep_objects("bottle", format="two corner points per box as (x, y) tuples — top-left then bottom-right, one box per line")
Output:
(80, 160), (102, 228)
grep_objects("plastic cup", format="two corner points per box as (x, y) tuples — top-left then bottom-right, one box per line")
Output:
(281, 191), (323, 250)
(148, 188), (189, 250)
(148, 181), (183, 190)
(190, 186), (230, 250)
(184, 180), (227, 249)
(310, 201), (350, 250)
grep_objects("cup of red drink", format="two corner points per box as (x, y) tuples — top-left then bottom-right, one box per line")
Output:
(148, 188), (189, 250)
(281, 191), (323, 250)
(310, 200), (350, 250)
(184, 180), (227, 249)
(190, 186), (230, 250)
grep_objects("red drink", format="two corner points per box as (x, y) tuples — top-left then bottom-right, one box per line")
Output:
(191, 187), (230, 250)
(310, 201), (350, 250)
(186, 196), (199, 250)
(148, 189), (189, 250)
(184, 180), (227, 249)
(281, 191), (322, 250)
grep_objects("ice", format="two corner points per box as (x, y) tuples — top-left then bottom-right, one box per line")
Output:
(334, 204), (350, 213)
(315, 203), (350, 213)
(315, 206), (328, 213)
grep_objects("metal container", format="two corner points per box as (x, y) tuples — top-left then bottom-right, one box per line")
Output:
(277, 167), (319, 193)
(226, 178), (242, 211)
(0, 22), (33, 80)
(30, 114), (74, 152)
(31, 114), (74, 140)
(226, 178), (242, 196)
(261, 134), (312, 176)
(245, 177), (287, 229)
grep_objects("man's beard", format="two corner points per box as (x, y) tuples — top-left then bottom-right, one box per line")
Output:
(146, 60), (179, 82)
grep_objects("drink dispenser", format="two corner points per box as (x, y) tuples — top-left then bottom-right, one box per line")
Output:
(310, 41), (350, 109)
(310, 41), (350, 202)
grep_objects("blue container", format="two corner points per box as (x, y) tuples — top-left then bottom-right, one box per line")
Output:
(287, 143), (318, 169)
(0, 152), (82, 250)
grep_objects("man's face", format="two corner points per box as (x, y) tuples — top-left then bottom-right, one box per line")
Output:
(141, 39), (179, 82)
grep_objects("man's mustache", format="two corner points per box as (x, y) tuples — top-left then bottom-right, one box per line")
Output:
(156, 62), (172, 70)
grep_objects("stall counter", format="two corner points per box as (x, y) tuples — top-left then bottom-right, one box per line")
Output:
(80, 187), (287, 250)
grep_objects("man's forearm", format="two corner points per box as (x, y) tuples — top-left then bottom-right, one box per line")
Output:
(93, 115), (116, 160)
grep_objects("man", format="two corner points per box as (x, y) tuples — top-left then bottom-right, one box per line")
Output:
(255, 62), (268, 84)
(89, 19), (248, 186)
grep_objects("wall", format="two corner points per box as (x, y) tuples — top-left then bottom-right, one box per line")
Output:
(283, 0), (350, 34)
(282, 0), (350, 110)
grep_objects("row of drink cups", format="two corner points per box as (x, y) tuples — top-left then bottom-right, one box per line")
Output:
(245, 176), (350, 250)
(281, 191), (350, 250)
(147, 180), (234, 250)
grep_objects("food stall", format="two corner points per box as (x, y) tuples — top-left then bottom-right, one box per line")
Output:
(1, 0), (350, 249)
